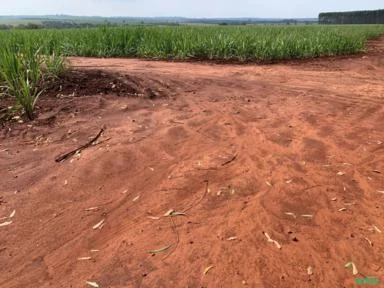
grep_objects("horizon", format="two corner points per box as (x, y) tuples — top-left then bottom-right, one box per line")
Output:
(1, 1), (383, 19)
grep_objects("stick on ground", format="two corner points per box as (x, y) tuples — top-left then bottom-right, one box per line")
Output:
(55, 128), (105, 162)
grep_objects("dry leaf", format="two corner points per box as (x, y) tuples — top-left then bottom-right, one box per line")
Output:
(85, 281), (99, 288)
(164, 209), (174, 217)
(373, 225), (382, 233)
(147, 216), (160, 220)
(331, 197), (337, 201)
(377, 190), (384, 194)
(227, 236), (238, 241)
(285, 179), (293, 184)
(78, 257), (92, 261)
(0, 221), (12, 227)
(92, 219), (105, 230)
(148, 244), (172, 254)
(122, 189), (128, 194)
(345, 262), (359, 275)
(170, 211), (186, 217)
(149, 167), (155, 171)
(285, 212), (296, 218)
(263, 232), (282, 249)
(204, 265), (214, 275)
(64, 180), (68, 185)
(9, 210), (16, 218)
(85, 207), (99, 211)
(307, 266), (313, 275)
(90, 250), (100, 253)
(372, 170), (381, 174)
(301, 214), (313, 218)
(337, 171), (345, 176)
(132, 195), (140, 202)
(364, 238), (373, 247)
(338, 208), (347, 212)
(265, 181), (272, 187)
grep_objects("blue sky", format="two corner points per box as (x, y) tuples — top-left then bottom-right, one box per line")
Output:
(2, 0), (383, 18)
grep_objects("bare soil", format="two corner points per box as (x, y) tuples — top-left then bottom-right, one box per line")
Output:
(1, 38), (384, 288)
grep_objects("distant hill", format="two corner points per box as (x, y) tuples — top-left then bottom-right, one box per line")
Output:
(0, 15), (318, 27)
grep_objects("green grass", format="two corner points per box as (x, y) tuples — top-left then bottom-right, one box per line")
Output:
(1, 25), (384, 62)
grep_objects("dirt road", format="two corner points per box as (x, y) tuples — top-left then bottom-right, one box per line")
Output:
(1, 38), (384, 288)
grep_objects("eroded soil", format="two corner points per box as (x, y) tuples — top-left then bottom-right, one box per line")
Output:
(1, 38), (384, 288)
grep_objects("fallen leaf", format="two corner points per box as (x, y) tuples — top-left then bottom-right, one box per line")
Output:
(64, 180), (68, 185)
(90, 250), (100, 253)
(285, 179), (293, 184)
(338, 208), (347, 212)
(0, 221), (12, 227)
(149, 167), (155, 171)
(85, 281), (99, 288)
(301, 214), (313, 218)
(263, 232), (282, 249)
(345, 262), (359, 275)
(164, 209), (174, 217)
(265, 181), (272, 187)
(372, 170), (381, 174)
(148, 244), (172, 254)
(85, 207), (99, 212)
(285, 212), (296, 218)
(78, 257), (92, 261)
(331, 197), (337, 201)
(337, 171), (345, 176)
(204, 265), (214, 275)
(377, 190), (384, 194)
(364, 238), (373, 247)
(147, 216), (160, 220)
(307, 266), (313, 275)
(373, 225), (382, 233)
(9, 210), (16, 218)
(132, 195), (140, 202)
(227, 236), (238, 241)
(170, 211), (186, 217)
(122, 190), (128, 194)
(92, 219), (105, 230)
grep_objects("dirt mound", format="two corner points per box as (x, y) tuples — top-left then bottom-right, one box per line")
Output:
(44, 70), (139, 97)
(1, 38), (384, 288)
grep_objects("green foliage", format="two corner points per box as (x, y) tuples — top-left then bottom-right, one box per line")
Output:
(0, 42), (66, 120)
(1, 25), (383, 63)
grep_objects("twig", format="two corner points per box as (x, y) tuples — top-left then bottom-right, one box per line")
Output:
(221, 152), (238, 166)
(55, 128), (105, 162)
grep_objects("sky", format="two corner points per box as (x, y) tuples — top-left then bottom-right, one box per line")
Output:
(1, 0), (383, 18)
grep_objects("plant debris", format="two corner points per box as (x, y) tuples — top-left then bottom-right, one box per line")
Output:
(285, 212), (296, 219)
(373, 225), (382, 233)
(301, 214), (313, 218)
(338, 208), (347, 212)
(227, 236), (238, 241)
(204, 265), (214, 275)
(345, 262), (359, 275)
(148, 244), (172, 255)
(0, 221), (12, 227)
(364, 237), (373, 247)
(132, 195), (140, 202)
(55, 128), (105, 162)
(78, 257), (92, 261)
(85, 281), (99, 288)
(9, 210), (16, 218)
(263, 232), (282, 249)
(92, 219), (105, 230)
(307, 266), (313, 275)
(147, 216), (160, 220)
(337, 171), (345, 176)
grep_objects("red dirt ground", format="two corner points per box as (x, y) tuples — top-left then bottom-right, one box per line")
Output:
(1, 38), (384, 288)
